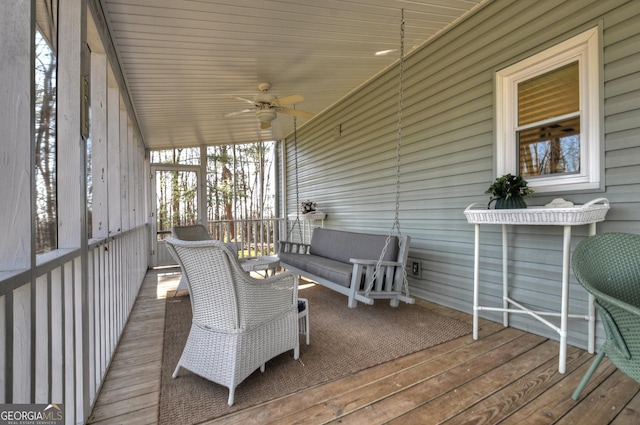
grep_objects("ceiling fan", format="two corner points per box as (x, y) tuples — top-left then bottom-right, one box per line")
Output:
(225, 82), (314, 129)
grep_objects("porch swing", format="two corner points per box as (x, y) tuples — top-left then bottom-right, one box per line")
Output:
(361, 8), (413, 307)
(278, 10), (414, 308)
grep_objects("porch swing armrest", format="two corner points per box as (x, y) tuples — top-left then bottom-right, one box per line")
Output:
(278, 240), (311, 254)
(349, 259), (401, 267)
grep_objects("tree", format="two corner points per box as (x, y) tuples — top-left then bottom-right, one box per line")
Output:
(35, 31), (58, 254)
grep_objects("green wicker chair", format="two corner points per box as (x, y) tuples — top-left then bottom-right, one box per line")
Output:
(571, 232), (640, 400)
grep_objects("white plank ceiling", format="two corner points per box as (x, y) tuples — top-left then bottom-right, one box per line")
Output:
(99, 0), (484, 149)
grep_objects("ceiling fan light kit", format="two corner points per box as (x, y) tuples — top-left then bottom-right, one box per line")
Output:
(256, 108), (277, 123)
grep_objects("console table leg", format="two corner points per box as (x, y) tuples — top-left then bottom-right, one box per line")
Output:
(502, 224), (509, 327)
(587, 223), (596, 353)
(473, 224), (480, 340)
(559, 225), (572, 373)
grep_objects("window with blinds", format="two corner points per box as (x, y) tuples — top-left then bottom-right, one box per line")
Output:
(517, 62), (580, 177)
(495, 27), (600, 193)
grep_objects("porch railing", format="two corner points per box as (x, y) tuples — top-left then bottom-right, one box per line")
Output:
(206, 218), (286, 258)
(0, 225), (148, 424)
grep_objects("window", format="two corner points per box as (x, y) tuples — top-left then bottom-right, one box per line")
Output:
(496, 27), (601, 193)
(35, 0), (59, 254)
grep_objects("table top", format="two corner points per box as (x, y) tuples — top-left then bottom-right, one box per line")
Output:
(287, 212), (327, 220)
(464, 197), (609, 226)
(239, 255), (280, 272)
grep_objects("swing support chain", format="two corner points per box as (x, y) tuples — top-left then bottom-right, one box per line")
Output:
(285, 115), (304, 243)
(365, 9), (411, 299)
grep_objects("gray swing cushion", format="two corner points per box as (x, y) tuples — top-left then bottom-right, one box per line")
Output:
(280, 254), (354, 287)
(309, 228), (398, 263)
(279, 228), (399, 288)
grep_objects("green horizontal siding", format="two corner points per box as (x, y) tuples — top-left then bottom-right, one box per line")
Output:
(284, 0), (640, 350)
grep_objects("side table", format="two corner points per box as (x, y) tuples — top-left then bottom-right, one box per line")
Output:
(287, 212), (326, 244)
(239, 255), (280, 277)
(464, 198), (609, 373)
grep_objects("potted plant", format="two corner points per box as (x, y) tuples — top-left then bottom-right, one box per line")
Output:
(300, 200), (317, 214)
(486, 173), (533, 209)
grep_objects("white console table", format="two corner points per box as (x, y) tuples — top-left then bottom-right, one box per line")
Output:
(287, 212), (326, 244)
(464, 198), (609, 373)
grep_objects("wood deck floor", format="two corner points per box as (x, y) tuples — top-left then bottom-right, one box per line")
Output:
(87, 268), (640, 425)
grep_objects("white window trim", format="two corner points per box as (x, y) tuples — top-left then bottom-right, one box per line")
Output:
(496, 27), (601, 193)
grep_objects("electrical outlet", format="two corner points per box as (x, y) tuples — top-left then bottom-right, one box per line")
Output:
(410, 260), (421, 279)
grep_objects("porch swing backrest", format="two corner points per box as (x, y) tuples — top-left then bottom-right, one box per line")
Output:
(309, 228), (399, 265)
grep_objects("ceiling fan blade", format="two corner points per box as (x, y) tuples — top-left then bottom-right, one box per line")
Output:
(261, 121), (271, 130)
(224, 109), (254, 118)
(232, 96), (256, 105)
(277, 107), (314, 120)
(273, 94), (304, 105)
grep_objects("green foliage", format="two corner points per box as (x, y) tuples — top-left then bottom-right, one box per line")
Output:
(485, 173), (534, 201)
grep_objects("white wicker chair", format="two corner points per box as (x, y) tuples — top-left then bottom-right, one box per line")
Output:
(169, 225), (212, 295)
(169, 224), (240, 295)
(171, 224), (212, 241)
(165, 237), (300, 406)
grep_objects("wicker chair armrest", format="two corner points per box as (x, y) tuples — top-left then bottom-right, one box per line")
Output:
(594, 290), (640, 319)
(236, 270), (298, 326)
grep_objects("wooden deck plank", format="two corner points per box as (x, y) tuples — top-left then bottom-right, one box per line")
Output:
(89, 392), (160, 421)
(93, 380), (161, 405)
(610, 388), (640, 424)
(88, 405), (158, 425)
(556, 370), (640, 425)
(274, 329), (535, 425)
(205, 326), (497, 425)
(382, 341), (569, 425)
(441, 346), (591, 425)
(499, 357), (619, 424)
(206, 322), (511, 425)
(331, 333), (547, 425)
(87, 269), (640, 425)
(88, 270), (167, 425)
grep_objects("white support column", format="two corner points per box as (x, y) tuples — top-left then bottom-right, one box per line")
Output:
(90, 51), (108, 239)
(107, 69), (121, 235)
(0, 0), (32, 271)
(127, 120), (135, 228)
(119, 106), (130, 231)
(57, 0), (86, 249)
(58, 2), (90, 423)
(133, 134), (142, 227)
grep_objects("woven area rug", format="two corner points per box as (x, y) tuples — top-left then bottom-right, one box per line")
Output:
(158, 284), (471, 424)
